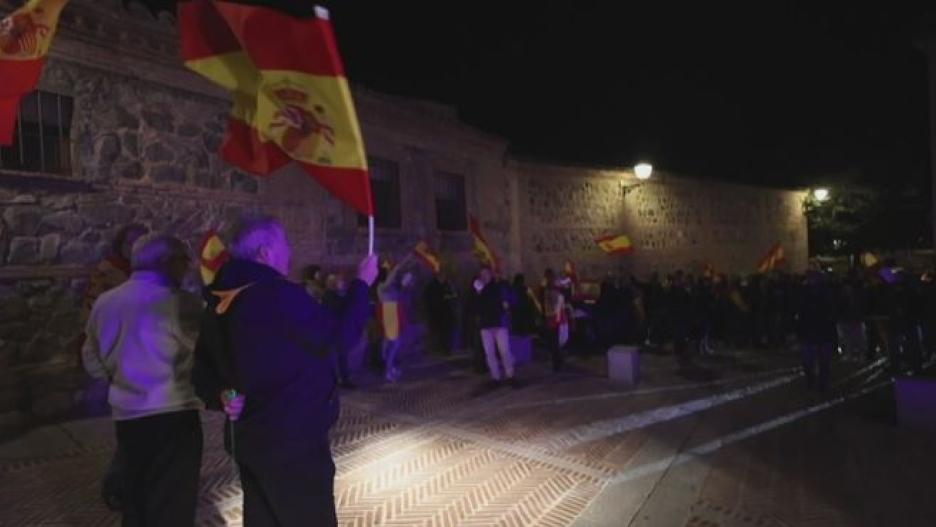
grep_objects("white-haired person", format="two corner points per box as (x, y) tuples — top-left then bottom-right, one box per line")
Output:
(193, 215), (378, 526)
(82, 234), (204, 526)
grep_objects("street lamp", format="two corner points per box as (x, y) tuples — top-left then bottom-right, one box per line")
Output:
(634, 163), (653, 180)
(813, 188), (830, 202)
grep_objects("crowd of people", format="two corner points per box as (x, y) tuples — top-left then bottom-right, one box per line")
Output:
(77, 215), (934, 526)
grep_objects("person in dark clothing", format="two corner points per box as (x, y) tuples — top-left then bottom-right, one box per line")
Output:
(796, 271), (838, 393)
(193, 216), (378, 527)
(424, 272), (458, 355)
(509, 273), (537, 336)
(323, 272), (357, 388)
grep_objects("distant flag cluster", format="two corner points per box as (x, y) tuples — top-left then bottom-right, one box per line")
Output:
(468, 215), (499, 271)
(0, 0), (69, 145)
(756, 243), (785, 273)
(178, 0), (373, 215)
(595, 234), (633, 255)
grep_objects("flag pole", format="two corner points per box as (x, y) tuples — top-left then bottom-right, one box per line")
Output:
(368, 215), (375, 255)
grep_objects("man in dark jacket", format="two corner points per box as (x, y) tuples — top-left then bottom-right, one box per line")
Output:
(193, 216), (377, 527)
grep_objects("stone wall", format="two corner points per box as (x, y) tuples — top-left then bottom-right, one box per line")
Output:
(512, 162), (809, 280)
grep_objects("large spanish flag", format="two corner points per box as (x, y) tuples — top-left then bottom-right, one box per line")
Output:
(756, 243), (784, 273)
(595, 234), (633, 255)
(0, 0), (68, 145)
(413, 241), (441, 274)
(178, 1), (373, 215)
(468, 215), (498, 270)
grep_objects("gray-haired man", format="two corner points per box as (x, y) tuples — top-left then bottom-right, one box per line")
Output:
(83, 234), (204, 527)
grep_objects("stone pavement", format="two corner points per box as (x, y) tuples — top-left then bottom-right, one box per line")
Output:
(0, 347), (933, 527)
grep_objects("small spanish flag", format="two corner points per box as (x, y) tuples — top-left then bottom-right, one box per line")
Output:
(595, 234), (633, 255)
(756, 243), (784, 273)
(199, 230), (229, 285)
(179, 1), (373, 215)
(0, 0), (68, 145)
(378, 300), (404, 340)
(413, 241), (441, 274)
(468, 215), (498, 270)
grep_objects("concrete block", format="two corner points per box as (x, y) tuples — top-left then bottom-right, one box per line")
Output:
(510, 335), (533, 365)
(896, 377), (936, 432)
(608, 345), (640, 384)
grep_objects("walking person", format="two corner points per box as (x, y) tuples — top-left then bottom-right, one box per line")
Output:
(477, 267), (518, 387)
(542, 281), (569, 372)
(76, 223), (148, 511)
(377, 272), (412, 383)
(193, 216), (377, 527)
(82, 234), (204, 526)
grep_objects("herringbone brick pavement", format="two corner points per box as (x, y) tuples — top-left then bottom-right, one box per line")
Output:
(1, 351), (932, 526)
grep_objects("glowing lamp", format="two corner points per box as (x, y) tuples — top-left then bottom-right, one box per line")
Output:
(634, 163), (653, 180)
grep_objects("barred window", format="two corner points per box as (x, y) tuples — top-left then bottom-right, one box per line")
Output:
(358, 157), (401, 229)
(0, 91), (74, 175)
(434, 171), (466, 231)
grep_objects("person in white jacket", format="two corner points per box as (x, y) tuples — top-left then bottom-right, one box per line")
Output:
(83, 234), (203, 527)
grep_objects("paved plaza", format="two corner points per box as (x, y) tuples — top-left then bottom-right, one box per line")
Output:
(0, 348), (933, 526)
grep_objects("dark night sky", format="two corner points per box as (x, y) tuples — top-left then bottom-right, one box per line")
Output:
(323, 2), (934, 188)
(144, 1), (934, 188)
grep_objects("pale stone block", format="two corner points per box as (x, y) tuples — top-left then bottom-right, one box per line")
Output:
(608, 345), (640, 384)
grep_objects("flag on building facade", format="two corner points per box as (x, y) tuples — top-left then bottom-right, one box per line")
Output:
(178, 0), (373, 215)
(413, 241), (441, 274)
(468, 214), (498, 270)
(595, 234), (633, 255)
(198, 229), (229, 285)
(756, 243), (785, 273)
(0, 0), (68, 145)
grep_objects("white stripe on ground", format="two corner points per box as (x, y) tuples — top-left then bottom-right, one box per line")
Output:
(537, 357), (887, 452)
(605, 378), (892, 486)
(537, 373), (802, 451)
(500, 367), (800, 411)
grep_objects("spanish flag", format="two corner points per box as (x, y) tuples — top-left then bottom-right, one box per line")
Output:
(0, 0), (68, 145)
(378, 300), (404, 340)
(756, 243), (784, 273)
(595, 234), (633, 255)
(563, 260), (579, 288)
(178, 1), (373, 215)
(468, 215), (498, 270)
(198, 229), (229, 285)
(413, 241), (441, 274)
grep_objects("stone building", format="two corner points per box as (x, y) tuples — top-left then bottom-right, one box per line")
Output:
(0, 0), (806, 423)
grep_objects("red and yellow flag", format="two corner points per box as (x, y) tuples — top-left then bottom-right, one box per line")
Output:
(563, 260), (578, 283)
(178, 1), (373, 215)
(198, 229), (229, 285)
(756, 243), (784, 273)
(378, 301), (403, 340)
(413, 241), (441, 274)
(468, 215), (498, 270)
(0, 0), (68, 145)
(595, 234), (633, 255)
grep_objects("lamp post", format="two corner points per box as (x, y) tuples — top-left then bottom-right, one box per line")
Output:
(812, 188), (830, 202)
(634, 163), (653, 180)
